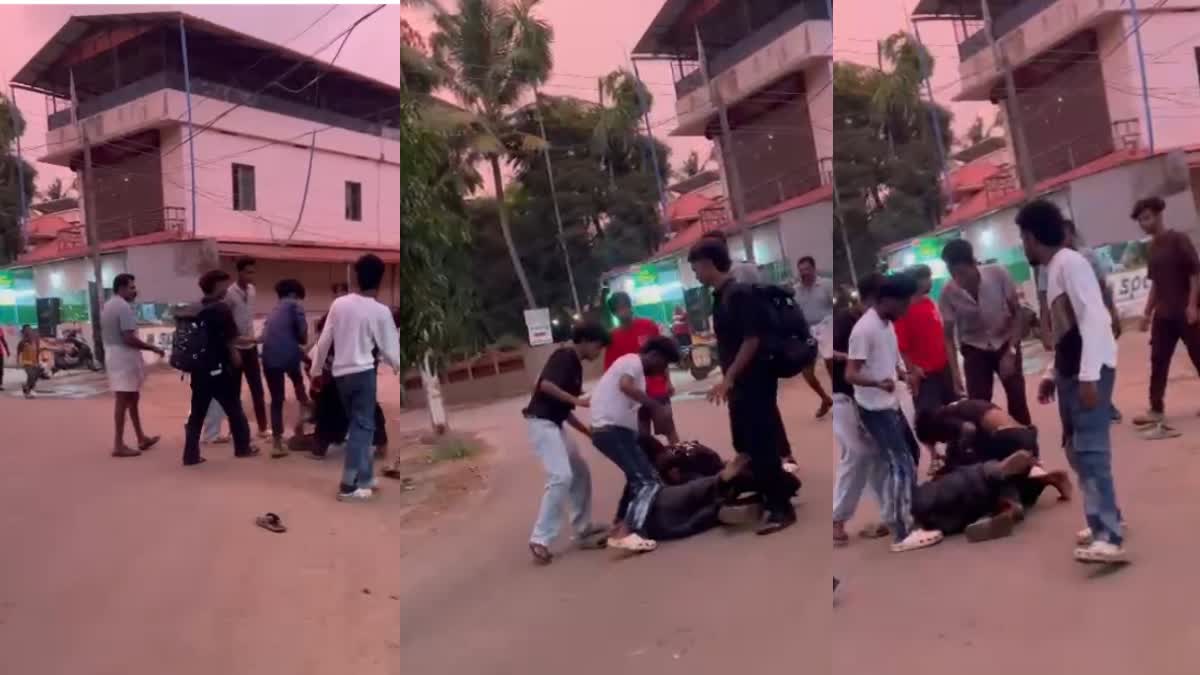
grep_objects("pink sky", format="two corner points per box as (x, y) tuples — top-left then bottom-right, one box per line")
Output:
(0, 4), (401, 189)
(402, 1), (713, 182)
(836, 0), (990, 141)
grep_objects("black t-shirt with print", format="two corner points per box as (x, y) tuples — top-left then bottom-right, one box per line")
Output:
(524, 347), (583, 425)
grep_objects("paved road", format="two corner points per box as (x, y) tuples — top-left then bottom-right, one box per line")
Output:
(0, 372), (410, 675)
(394, 373), (832, 675)
(834, 336), (1200, 675)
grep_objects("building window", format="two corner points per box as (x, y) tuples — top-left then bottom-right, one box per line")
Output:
(232, 164), (256, 211)
(345, 181), (363, 221)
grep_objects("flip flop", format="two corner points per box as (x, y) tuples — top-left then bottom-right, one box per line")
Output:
(890, 529), (943, 553)
(964, 512), (1016, 543)
(112, 447), (142, 458)
(255, 513), (287, 534)
(858, 523), (890, 539)
(607, 534), (657, 553)
(138, 436), (160, 451)
(1138, 423), (1181, 440)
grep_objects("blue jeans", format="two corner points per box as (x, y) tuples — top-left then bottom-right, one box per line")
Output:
(1058, 366), (1123, 546)
(335, 369), (378, 491)
(832, 396), (886, 523)
(592, 426), (661, 535)
(857, 406), (918, 542)
(527, 418), (593, 546)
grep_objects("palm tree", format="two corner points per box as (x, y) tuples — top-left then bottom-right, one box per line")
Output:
(42, 177), (65, 201)
(678, 150), (702, 179)
(592, 68), (652, 185)
(871, 32), (934, 151)
(431, 0), (553, 309)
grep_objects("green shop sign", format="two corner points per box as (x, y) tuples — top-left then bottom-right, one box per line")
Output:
(633, 265), (659, 286)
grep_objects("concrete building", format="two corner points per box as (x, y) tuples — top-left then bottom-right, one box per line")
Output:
(607, 0), (832, 328)
(3, 12), (399, 346)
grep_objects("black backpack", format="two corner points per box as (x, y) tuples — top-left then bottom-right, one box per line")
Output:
(169, 304), (211, 374)
(752, 284), (817, 379)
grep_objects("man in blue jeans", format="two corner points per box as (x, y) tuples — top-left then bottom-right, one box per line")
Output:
(1016, 199), (1126, 564)
(522, 321), (610, 565)
(846, 273), (944, 553)
(310, 255), (401, 501)
(589, 336), (680, 554)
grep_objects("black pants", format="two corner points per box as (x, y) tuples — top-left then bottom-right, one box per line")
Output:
(238, 347), (268, 433)
(914, 365), (959, 414)
(913, 462), (1007, 535)
(644, 476), (723, 541)
(1149, 317), (1200, 413)
(961, 344), (1031, 426)
(728, 375), (794, 515)
(184, 368), (253, 463)
(264, 363), (310, 440)
(773, 400), (793, 459)
(0, 352), (4, 387)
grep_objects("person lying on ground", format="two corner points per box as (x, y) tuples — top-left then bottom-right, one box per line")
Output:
(638, 435), (801, 504)
(914, 399), (1072, 504)
(912, 450), (1040, 543)
(642, 455), (755, 542)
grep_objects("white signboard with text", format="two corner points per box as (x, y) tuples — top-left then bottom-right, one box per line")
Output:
(524, 308), (553, 347)
(1109, 269), (1151, 319)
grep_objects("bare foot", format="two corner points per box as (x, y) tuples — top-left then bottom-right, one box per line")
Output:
(1043, 470), (1073, 501)
(112, 446), (141, 458)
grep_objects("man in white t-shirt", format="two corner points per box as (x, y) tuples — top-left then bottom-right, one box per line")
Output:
(846, 274), (943, 553)
(1017, 199), (1125, 565)
(589, 337), (680, 554)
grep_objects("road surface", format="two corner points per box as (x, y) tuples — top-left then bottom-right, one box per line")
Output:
(833, 336), (1200, 675)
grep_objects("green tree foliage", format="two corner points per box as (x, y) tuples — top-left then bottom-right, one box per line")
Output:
(431, 0), (556, 309)
(833, 32), (953, 285)
(0, 94), (36, 264)
(467, 92), (669, 340)
(398, 96), (478, 370)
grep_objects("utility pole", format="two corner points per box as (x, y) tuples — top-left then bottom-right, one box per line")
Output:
(69, 69), (106, 367)
(1129, 0), (1155, 154)
(533, 90), (582, 316)
(694, 25), (754, 263)
(981, 0), (1036, 198)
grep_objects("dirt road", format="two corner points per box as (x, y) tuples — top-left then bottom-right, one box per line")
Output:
(833, 337), (1200, 675)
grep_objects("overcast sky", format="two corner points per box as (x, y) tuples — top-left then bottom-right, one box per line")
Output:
(0, 3), (401, 189)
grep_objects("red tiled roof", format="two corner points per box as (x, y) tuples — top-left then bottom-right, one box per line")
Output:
(217, 240), (399, 265)
(883, 147), (1165, 255)
(13, 231), (398, 267)
(948, 160), (1002, 196)
(654, 184), (834, 259)
(26, 214), (75, 241)
(665, 191), (717, 227)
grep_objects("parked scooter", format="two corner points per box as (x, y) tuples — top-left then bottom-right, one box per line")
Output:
(40, 330), (101, 373)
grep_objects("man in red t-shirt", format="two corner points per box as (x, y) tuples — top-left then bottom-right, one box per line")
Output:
(606, 292), (678, 441)
(895, 265), (961, 416)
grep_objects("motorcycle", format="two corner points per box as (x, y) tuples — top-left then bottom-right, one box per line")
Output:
(40, 330), (101, 373)
(683, 331), (718, 381)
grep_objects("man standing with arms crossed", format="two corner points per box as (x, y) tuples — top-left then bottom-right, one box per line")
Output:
(1129, 197), (1200, 428)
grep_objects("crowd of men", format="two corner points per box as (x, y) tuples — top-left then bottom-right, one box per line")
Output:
(93, 253), (401, 502)
(832, 196), (1200, 565)
(522, 233), (805, 564)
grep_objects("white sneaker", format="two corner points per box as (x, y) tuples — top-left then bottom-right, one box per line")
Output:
(1074, 540), (1127, 564)
(336, 487), (374, 502)
(1077, 522), (1128, 546)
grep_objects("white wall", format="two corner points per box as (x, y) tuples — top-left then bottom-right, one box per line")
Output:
(1128, 12), (1200, 153)
(1069, 155), (1200, 245)
(777, 198), (833, 273)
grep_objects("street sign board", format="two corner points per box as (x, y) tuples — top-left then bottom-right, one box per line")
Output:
(524, 308), (553, 346)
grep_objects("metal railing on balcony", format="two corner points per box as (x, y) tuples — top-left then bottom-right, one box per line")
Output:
(675, 0), (830, 100)
(958, 0), (1058, 61)
(94, 206), (187, 243)
(48, 74), (398, 138)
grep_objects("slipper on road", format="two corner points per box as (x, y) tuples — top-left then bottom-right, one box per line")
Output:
(255, 512), (287, 534)
(890, 529), (943, 553)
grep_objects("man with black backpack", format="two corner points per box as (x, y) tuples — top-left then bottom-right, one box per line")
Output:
(687, 237), (797, 535)
(179, 270), (257, 466)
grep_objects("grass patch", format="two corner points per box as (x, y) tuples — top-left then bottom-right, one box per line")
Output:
(428, 433), (481, 462)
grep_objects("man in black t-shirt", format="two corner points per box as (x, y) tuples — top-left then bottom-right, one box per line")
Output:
(182, 270), (257, 466)
(524, 321), (611, 565)
(688, 238), (795, 535)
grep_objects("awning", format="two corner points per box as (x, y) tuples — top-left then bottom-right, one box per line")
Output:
(217, 241), (399, 265)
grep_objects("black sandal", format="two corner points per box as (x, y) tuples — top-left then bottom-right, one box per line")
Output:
(529, 542), (553, 565)
(255, 513), (287, 534)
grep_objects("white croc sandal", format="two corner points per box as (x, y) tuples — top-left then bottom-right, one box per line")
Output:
(608, 534), (657, 553)
(890, 528), (944, 553)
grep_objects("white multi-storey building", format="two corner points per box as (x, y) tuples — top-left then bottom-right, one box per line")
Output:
(6, 11), (398, 340)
